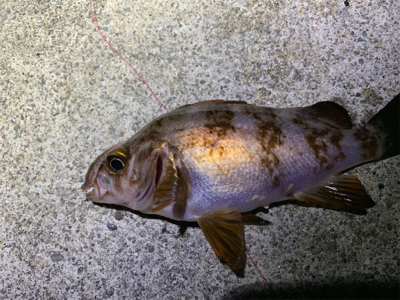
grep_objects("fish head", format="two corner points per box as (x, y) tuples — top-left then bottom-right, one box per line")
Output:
(81, 141), (167, 211)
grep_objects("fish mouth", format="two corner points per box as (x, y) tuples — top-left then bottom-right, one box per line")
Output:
(85, 187), (97, 200)
(84, 177), (109, 202)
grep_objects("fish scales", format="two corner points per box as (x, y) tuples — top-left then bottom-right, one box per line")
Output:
(82, 95), (399, 276)
(119, 102), (380, 217)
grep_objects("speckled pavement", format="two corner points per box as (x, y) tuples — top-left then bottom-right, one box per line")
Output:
(1, 0), (399, 299)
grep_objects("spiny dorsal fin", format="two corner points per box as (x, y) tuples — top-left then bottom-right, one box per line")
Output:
(241, 212), (270, 226)
(197, 209), (246, 277)
(294, 174), (376, 214)
(180, 99), (248, 109)
(307, 101), (353, 129)
(151, 151), (178, 212)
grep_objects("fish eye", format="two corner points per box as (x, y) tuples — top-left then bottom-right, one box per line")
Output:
(106, 150), (127, 171)
(108, 156), (125, 171)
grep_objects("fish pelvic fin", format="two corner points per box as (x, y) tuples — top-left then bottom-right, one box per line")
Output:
(197, 209), (246, 277)
(294, 174), (376, 214)
(368, 93), (400, 160)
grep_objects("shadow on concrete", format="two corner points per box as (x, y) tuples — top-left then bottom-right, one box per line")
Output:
(222, 280), (399, 300)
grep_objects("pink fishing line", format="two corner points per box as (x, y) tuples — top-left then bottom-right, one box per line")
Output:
(88, 0), (169, 112)
(89, 0), (270, 288)
(246, 250), (272, 291)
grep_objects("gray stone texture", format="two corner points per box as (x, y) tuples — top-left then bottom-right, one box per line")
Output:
(1, 0), (399, 299)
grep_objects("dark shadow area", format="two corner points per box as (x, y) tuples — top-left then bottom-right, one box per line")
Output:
(88, 198), (371, 237)
(88, 201), (199, 235)
(222, 280), (399, 300)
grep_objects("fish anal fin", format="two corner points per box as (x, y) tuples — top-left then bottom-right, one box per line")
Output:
(294, 174), (376, 213)
(241, 212), (270, 226)
(307, 101), (353, 129)
(197, 209), (246, 277)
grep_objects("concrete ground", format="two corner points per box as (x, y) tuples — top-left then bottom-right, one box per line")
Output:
(1, 0), (399, 299)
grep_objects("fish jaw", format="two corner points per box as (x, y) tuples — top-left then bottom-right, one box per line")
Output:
(84, 171), (118, 204)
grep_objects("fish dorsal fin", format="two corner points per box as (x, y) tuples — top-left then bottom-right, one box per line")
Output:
(197, 209), (246, 277)
(241, 212), (270, 226)
(181, 99), (248, 108)
(307, 101), (353, 129)
(151, 150), (178, 212)
(294, 174), (376, 214)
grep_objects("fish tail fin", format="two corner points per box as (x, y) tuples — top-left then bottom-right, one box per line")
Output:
(368, 93), (400, 160)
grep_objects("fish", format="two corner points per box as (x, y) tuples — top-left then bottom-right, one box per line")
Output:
(82, 93), (399, 276)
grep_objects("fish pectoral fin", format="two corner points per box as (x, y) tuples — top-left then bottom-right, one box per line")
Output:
(294, 174), (376, 214)
(151, 148), (178, 212)
(241, 212), (270, 226)
(197, 209), (246, 277)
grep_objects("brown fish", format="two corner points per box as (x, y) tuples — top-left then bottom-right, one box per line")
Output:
(82, 94), (399, 276)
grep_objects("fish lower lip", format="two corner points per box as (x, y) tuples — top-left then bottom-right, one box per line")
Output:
(85, 182), (99, 199)
(85, 182), (109, 202)
(86, 190), (96, 199)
